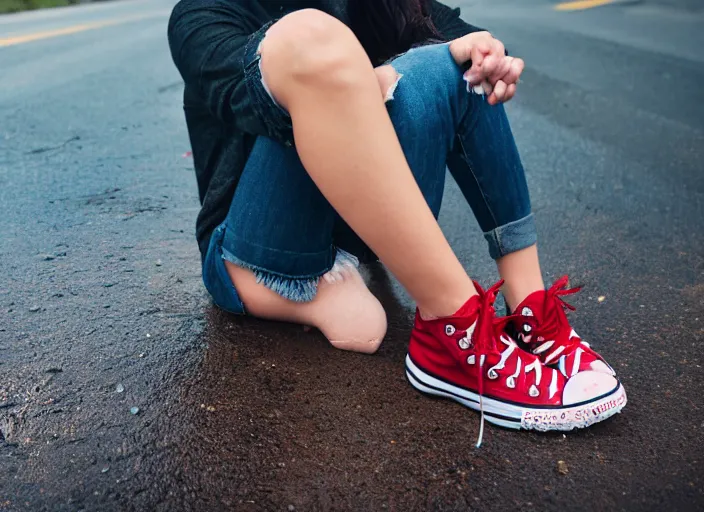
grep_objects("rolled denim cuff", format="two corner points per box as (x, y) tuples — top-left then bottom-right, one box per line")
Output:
(483, 213), (537, 260)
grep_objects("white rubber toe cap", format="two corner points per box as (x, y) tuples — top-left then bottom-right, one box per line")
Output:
(589, 359), (616, 376)
(563, 370), (619, 406)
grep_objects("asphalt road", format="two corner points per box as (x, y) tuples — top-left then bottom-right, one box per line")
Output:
(1, 0), (703, 510)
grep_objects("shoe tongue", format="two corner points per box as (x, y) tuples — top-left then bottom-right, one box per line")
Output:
(450, 294), (482, 328)
(515, 289), (574, 347)
(514, 289), (550, 323)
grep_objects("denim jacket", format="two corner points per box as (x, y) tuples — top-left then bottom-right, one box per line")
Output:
(168, 0), (483, 259)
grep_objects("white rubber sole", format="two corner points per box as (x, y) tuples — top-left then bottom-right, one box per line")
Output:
(405, 355), (627, 432)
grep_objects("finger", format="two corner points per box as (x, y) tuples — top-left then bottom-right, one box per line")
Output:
(475, 39), (493, 56)
(488, 80), (508, 105)
(450, 31), (492, 64)
(501, 57), (525, 86)
(471, 32), (494, 55)
(486, 38), (506, 81)
(494, 80), (508, 102)
(490, 36), (505, 56)
(463, 47), (487, 85)
(504, 83), (517, 102)
(480, 54), (500, 82)
(473, 80), (494, 98)
(489, 56), (512, 84)
(482, 80), (494, 96)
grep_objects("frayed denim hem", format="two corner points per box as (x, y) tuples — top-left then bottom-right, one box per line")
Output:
(221, 247), (359, 303)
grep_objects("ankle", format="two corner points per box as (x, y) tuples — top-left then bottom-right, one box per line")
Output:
(496, 245), (545, 311)
(503, 283), (544, 313)
(418, 289), (479, 321)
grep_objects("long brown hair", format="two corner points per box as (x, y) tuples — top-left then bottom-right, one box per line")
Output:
(347, 0), (441, 65)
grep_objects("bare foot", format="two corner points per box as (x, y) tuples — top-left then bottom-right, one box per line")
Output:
(225, 253), (387, 354)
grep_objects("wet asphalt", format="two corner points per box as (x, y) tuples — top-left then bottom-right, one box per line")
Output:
(1, 0), (703, 510)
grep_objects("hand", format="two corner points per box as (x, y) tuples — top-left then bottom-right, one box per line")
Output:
(449, 31), (524, 105)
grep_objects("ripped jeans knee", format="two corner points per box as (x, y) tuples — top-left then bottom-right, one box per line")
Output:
(375, 65), (403, 102)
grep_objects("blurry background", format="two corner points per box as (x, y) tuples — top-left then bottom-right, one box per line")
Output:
(1, 0), (81, 15)
(1, 0), (703, 510)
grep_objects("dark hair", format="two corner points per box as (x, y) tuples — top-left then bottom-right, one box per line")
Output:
(348, 0), (441, 66)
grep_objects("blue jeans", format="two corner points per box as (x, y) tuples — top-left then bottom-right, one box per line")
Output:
(203, 43), (536, 314)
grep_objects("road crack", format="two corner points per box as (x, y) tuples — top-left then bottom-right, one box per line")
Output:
(26, 135), (80, 155)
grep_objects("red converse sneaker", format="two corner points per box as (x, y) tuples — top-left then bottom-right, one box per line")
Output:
(406, 280), (626, 445)
(509, 276), (616, 378)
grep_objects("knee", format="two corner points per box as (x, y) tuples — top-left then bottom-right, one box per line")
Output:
(389, 45), (463, 99)
(260, 9), (371, 102)
(388, 45), (469, 124)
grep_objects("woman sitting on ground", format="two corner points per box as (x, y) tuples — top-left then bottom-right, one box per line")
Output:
(168, 0), (626, 443)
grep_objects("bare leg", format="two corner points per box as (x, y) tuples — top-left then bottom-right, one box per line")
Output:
(224, 67), (411, 354)
(258, 10), (476, 318)
(496, 245), (545, 312)
(227, 258), (387, 354)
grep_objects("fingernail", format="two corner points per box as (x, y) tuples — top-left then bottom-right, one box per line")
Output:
(463, 71), (478, 84)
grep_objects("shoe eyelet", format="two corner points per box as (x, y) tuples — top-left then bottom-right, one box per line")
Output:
(487, 369), (498, 380)
(506, 376), (516, 389)
(529, 385), (540, 397)
(458, 337), (471, 350)
(523, 323), (532, 333)
(445, 324), (456, 336)
(466, 355), (476, 365)
(522, 307), (534, 317)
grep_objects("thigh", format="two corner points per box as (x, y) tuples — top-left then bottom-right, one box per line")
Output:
(222, 136), (338, 277)
(203, 136), (339, 313)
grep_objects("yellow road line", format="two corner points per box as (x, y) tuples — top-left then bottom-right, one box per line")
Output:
(0, 12), (166, 47)
(555, 0), (614, 11)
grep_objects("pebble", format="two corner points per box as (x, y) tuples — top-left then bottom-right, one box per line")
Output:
(288, 506), (295, 512)
(116, 384), (124, 393)
(39, 253), (55, 261)
(155, 259), (162, 267)
(557, 460), (569, 475)
(130, 406), (140, 415)
(29, 306), (41, 312)
(101, 466), (110, 473)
